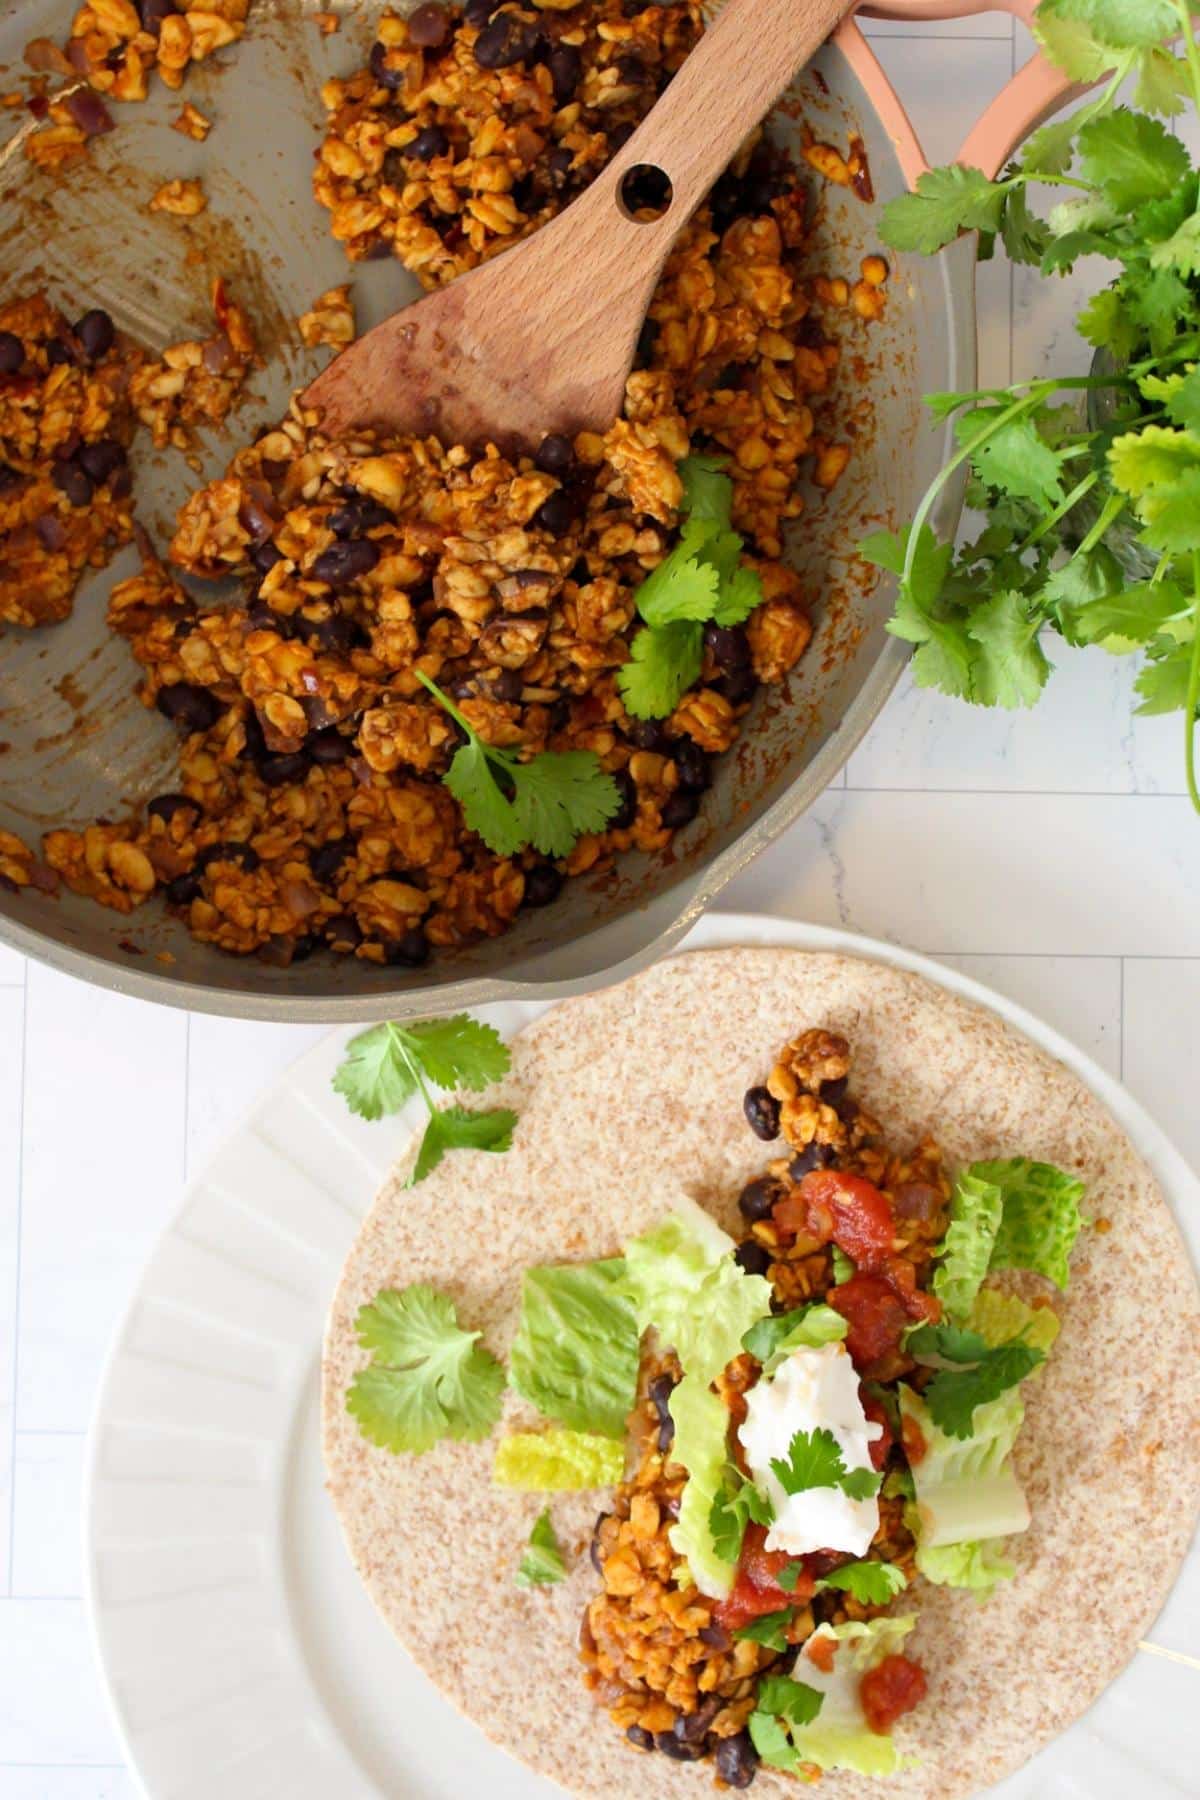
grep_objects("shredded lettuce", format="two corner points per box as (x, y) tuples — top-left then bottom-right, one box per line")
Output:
(623, 1200), (771, 1382)
(931, 1171), (1002, 1320)
(899, 1382), (1028, 1561)
(667, 1376), (737, 1599)
(751, 1616), (919, 1776)
(968, 1285), (1061, 1358)
(493, 1428), (624, 1490)
(913, 1530), (1015, 1597)
(974, 1158), (1086, 1291)
(508, 1257), (640, 1440)
(743, 1302), (848, 1370)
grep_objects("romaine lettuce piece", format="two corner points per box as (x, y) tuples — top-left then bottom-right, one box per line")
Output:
(624, 1201), (771, 1383)
(968, 1285), (1061, 1357)
(667, 1375), (737, 1599)
(913, 1533), (1015, 1596)
(931, 1171), (1002, 1320)
(493, 1428), (624, 1490)
(899, 1384), (1029, 1549)
(743, 1303), (848, 1370)
(509, 1257), (640, 1440)
(973, 1158), (1086, 1290)
(751, 1616), (920, 1776)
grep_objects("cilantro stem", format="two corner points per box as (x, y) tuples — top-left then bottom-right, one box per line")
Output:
(1014, 470), (1100, 555)
(1075, 493), (1127, 559)
(1186, 551), (1200, 817)
(388, 1023), (438, 1116)
(417, 669), (476, 740)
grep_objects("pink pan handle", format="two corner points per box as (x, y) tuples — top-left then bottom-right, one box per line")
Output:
(837, 0), (1084, 187)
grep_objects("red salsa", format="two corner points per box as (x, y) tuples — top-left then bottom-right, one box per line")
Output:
(860, 1654), (928, 1734)
(712, 1523), (816, 1631)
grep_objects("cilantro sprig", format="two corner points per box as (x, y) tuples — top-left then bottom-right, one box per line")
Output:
(618, 455), (763, 718)
(816, 1559), (908, 1605)
(417, 672), (621, 858)
(710, 1463), (775, 1564)
(770, 1427), (882, 1502)
(867, 0), (1200, 814)
(333, 1014), (517, 1187)
(906, 1321), (1045, 1440)
(347, 1283), (505, 1454)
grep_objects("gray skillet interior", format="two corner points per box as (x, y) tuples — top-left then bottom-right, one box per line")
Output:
(0, 1), (975, 1018)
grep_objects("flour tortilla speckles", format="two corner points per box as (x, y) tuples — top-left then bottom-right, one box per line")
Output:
(322, 947), (1200, 1800)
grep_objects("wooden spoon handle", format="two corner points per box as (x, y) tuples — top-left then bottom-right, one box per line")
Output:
(607, 0), (859, 224)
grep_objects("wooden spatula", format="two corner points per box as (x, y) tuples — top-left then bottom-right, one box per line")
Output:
(304, 0), (857, 446)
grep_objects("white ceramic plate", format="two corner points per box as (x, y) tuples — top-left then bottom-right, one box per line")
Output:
(84, 914), (1200, 1800)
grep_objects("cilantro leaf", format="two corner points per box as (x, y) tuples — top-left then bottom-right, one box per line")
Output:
(922, 1341), (1046, 1440)
(400, 1015), (511, 1093)
(1076, 287), (1139, 358)
(333, 1022), (419, 1121)
(816, 1560), (908, 1605)
(755, 1673), (825, 1728)
(618, 619), (704, 719)
(1136, 640), (1196, 714)
(710, 1465), (775, 1564)
(966, 589), (1053, 709)
(840, 1466), (885, 1501)
(1149, 212), (1200, 277)
(1049, 0), (1179, 51)
(748, 1710), (803, 1772)
(905, 1321), (993, 1365)
(954, 408), (1067, 511)
(411, 1103), (518, 1185)
(1165, 367), (1200, 433)
(420, 673), (620, 857)
(1033, 6), (1123, 80)
(1067, 579), (1188, 648)
(776, 1559), (805, 1593)
(770, 1428), (881, 1501)
(1135, 46), (1191, 116)
(1140, 467), (1200, 553)
(1077, 108), (1189, 208)
(679, 454), (734, 528)
(635, 519), (723, 626)
(880, 164), (1007, 255)
(1109, 425), (1200, 498)
(734, 1609), (795, 1652)
(515, 1509), (567, 1587)
(711, 562), (764, 627)
(347, 1284), (505, 1454)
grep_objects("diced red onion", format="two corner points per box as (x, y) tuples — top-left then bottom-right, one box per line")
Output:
(65, 86), (115, 136)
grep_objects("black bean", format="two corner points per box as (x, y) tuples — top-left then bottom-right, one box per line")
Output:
(408, 1), (450, 47)
(258, 750), (311, 787)
(654, 1733), (704, 1762)
(407, 123), (450, 162)
(735, 1239), (771, 1278)
(548, 43), (581, 105)
(715, 1730), (759, 1789)
(289, 933), (319, 964)
(835, 1093), (859, 1124)
(156, 683), (220, 732)
(548, 144), (575, 184)
(674, 1699), (720, 1745)
(369, 39), (405, 88)
(744, 1084), (781, 1141)
(788, 1141), (835, 1180)
(704, 621), (751, 668)
(590, 1512), (611, 1575)
(626, 716), (670, 753)
(197, 839), (260, 872)
(51, 459), (93, 507)
(311, 539), (380, 587)
(35, 513), (66, 551)
(302, 609), (363, 654)
(636, 317), (659, 364)
(383, 926), (430, 967)
(324, 913), (362, 952)
(164, 871), (201, 906)
(0, 332), (23, 374)
(474, 13), (541, 69)
(77, 438), (126, 486)
(534, 433), (575, 476)
(532, 489), (576, 536)
(110, 464), (133, 501)
(698, 1623), (730, 1650)
(609, 769), (637, 832)
(147, 792), (198, 824)
(328, 497), (392, 537)
(738, 1176), (782, 1221)
(649, 1372), (675, 1452)
(45, 337), (73, 367)
(308, 726), (353, 765)
(139, 0), (178, 28)
(464, 0), (501, 20)
(252, 540), (283, 574)
(0, 463), (20, 493)
(671, 739), (712, 792)
(522, 861), (564, 910)
(241, 709), (268, 760)
(311, 837), (351, 884)
(660, 788), (700, 831)
(246, 604), (281, 634)
(609, 121), (636, 154)
(626, 1726), (655, 1752)
(488, 668), (524, 703)
(822, 1075), (849, 1104)
(717, 665), (760, 707)
(74, 308), (115, 361)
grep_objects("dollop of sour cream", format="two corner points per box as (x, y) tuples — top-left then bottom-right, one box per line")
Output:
(738, 1341), (883, 1559)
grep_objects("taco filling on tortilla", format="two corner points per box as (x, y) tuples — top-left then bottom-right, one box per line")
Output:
(340, 1021), (1085, 1789)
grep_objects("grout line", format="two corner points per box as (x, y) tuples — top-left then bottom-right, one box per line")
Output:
(1119, 958), (1126, 1082)
(12, 1429), (88, 1440)
(6, 975), (28, 1599)
(840, 785), (1191, 798)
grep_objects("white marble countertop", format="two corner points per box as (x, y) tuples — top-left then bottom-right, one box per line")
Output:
(2, 13), (1199, 1799)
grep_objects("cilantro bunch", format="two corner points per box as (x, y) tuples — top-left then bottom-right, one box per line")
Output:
(869, 0), (1200, 813)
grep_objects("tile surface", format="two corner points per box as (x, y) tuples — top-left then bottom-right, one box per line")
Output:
(2, 12), (1198, 1798)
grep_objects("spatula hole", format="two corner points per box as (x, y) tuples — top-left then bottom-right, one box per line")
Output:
(618, 163), (674, 222)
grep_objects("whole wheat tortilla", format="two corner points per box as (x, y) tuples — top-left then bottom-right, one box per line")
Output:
(322, 947), (1200, 1799)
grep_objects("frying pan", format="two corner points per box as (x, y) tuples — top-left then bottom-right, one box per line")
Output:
(0, 0), (1078, 1019)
